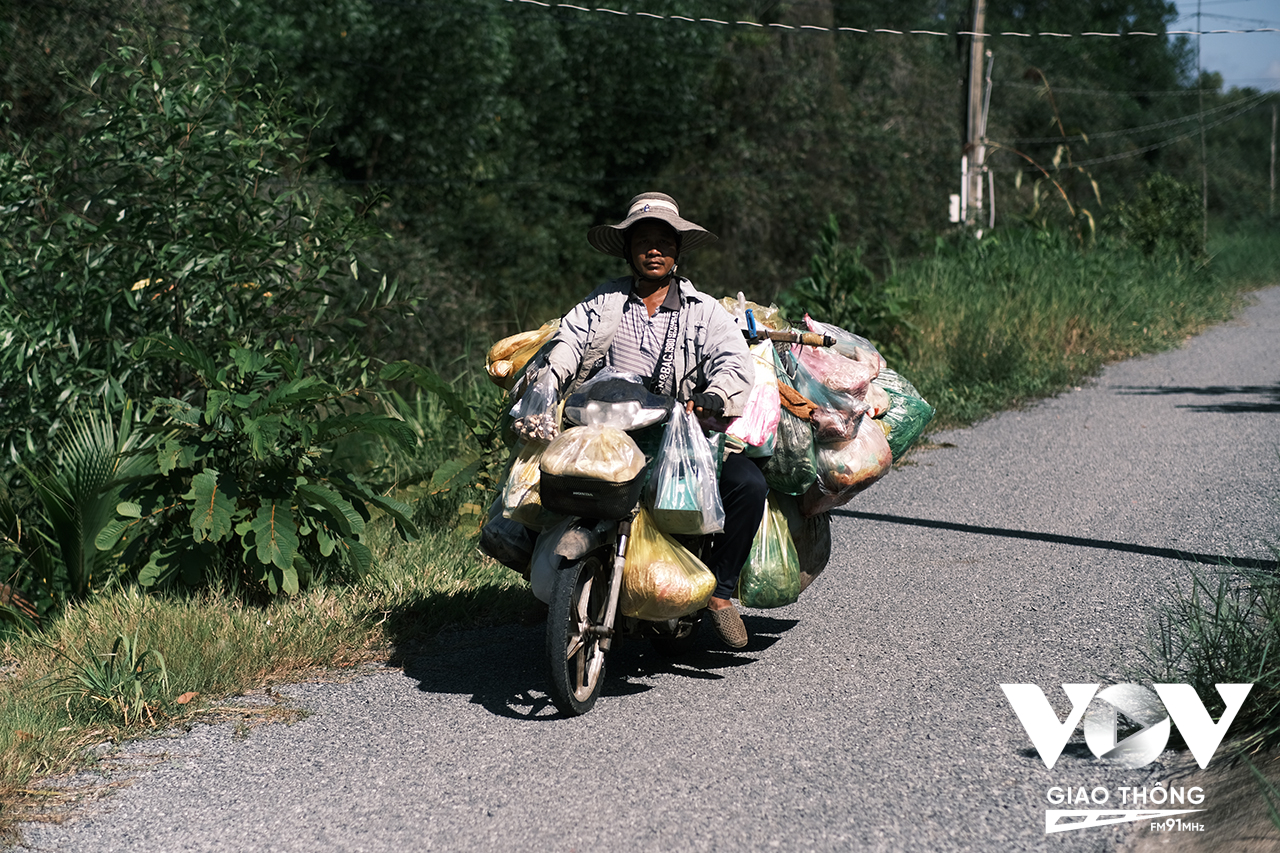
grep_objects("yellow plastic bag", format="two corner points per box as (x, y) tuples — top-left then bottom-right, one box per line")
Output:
(619, 508), (716, 620)
(736, 494), (802, 609)
(501, 442), (560, 530)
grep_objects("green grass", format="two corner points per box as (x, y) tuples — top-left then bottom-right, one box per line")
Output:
(1138, 561), (1280, 752)
(880, 226), (1279, 430)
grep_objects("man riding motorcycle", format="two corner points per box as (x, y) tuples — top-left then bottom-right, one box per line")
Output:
(522, 192), (767, 648)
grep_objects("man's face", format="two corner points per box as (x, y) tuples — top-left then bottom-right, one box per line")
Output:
(628, 221), (679, 281)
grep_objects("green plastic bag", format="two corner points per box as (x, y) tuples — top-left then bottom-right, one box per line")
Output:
(880, 389), (934, 459)
(736, 494), (802, 609)
(760, 354), (818, 495)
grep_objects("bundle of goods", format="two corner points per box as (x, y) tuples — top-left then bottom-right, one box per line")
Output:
(483, 297), (934, 612)
(486, 320), (559, 391)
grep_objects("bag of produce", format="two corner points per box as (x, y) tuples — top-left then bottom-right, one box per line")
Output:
(539, 424), (648, 519)
(802, 314), (887, 373)
(727, 340), (781, 451)
(871, 368), (935, 460)
(619, 508), (716, 620)
(509, 369), (560, 443)
(801, 412), (893, 517)
(717, 296), (791, 331)
(736, 494), (802, 609)
(772, 492), (832, 592)
(501, 442), (562, 530)
(760, 364), (818, 495)
(647, 407), (725, 535)
(878, 388), (935, 460)
(788, 347), (869, 423)
(486, 320), (559, 390)
(792, 341), (876, 401)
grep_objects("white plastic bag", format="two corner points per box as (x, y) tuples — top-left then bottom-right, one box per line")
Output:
(530, 516), (577, 604)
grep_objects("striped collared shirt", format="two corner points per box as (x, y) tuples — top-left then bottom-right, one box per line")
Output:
(606, 280), (682, 390)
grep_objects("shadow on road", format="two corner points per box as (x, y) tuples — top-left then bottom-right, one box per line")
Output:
(836, 509), (1280, 572)
(394, 611), (802, 722)
(1114, 382), (1280, 414)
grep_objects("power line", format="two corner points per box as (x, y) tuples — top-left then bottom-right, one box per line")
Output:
(991, 93), (1271, 171)
(500, 0), (1279, 37)
(995, 91), (1275, 143)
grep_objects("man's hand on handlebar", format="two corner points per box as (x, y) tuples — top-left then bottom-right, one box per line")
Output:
(685, 392), (725, 417)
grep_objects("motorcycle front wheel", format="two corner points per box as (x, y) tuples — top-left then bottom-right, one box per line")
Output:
(546, 551), (612, 715)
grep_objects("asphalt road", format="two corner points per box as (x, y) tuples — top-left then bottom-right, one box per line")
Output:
(16, 287), (1280, 853)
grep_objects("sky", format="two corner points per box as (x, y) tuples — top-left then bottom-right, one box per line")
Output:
(1171, 0), (1280, 90)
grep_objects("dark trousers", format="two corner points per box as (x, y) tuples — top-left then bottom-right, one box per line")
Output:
(702, 452), (769, 600)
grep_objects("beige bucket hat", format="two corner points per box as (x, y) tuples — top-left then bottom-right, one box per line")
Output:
(587, 192), (717, 258)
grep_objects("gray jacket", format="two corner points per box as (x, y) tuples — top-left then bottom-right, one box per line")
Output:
(538, 276), (755, 418)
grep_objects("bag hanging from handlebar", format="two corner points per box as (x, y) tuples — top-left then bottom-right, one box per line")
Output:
(760, 353), (819, 495)
(508, 369), (561, 443)
(619, 507), (716, 620)
(726, 340), (781, 453)
(501, 442), (562, 531)
(736, 493), (802, 609)
(647, 406), (726, 536)
(802, 314), (887, 372)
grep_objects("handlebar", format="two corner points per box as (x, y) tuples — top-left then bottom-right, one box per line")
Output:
(743, 328), (836, 348)
(741, 307), (834, 347)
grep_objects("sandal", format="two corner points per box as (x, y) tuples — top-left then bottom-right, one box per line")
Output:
(706, 604), (748, 649)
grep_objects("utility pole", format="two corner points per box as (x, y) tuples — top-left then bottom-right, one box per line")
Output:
(1271, 101), (1276, 218)
(963, 0), (987, 229)
(1198, 0), (1208, 252)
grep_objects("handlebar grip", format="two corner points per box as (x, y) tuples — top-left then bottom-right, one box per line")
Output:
(742, 329), (837, 347)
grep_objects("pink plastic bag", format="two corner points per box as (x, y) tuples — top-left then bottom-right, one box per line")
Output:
(727, 341), (781, 448)
(803, 315), (887, 374)
(792, 341), (876, 400)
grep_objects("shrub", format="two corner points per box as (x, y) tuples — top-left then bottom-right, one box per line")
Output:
(96, 337), (418, 596)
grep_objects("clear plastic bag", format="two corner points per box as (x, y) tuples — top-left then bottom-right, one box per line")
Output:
(736, 494), (802, 609)
(803, 315), (887, 373)
(727, 341), (781, 449)
(789, 347), (869, 422)
(792, 342), (876, 400)
(501, 442), (562, 530)
(801, 412), (893, 517)
(540, 425), (647, 483)
(771, 492), (832, 591)
(647, 407), (725, 535)
(619, 508), (716, 620)
(509, 369), (560, 443)
(529, 515), (577, 604)
(717, 296), (791, 331)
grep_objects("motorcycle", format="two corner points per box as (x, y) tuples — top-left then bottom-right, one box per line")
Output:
(532, 326), (835, 716)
